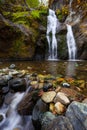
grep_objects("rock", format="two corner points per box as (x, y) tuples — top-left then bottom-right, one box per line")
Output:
(54, 92), (70, 105)
(9, 64), (16, 69)
(43, 83), (53, 92)
(62, 82), (70, 88)
(40, 112), (56, 130)
(54, 102), (65, 114)
(2, 86), (9, 94)
(24, 116), (35, 130)
(32, 99), (48, 130)
(0, 77), (8, 86)
(41, 91), (56, 103)
(49, 103), (55, 113)
(46, 116), (73, 130)
(0, 113), (6, 125)
(17, 93), (35, 115)
(66, 101), (87, 130)
(4, 92), (14, 105)
(30, 81), (39, 89)
(60, 88), (84, 101)
(8, 78), (26, 92)
(0, 95), (4, 107)
(82, 98), (87, 104)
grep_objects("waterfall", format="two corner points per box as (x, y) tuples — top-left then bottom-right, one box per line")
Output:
(46, 9), (60, 60)
(66, 24), (77, 60)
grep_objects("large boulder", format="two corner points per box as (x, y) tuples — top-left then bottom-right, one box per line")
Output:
(66, 101), (87, 130)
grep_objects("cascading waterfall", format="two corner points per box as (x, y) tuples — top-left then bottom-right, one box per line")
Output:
(0, 90), (35, 130)
(66, 24), (77, 60)
(46, 9), (60, 60)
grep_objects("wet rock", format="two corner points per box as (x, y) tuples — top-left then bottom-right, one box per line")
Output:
(43, 83), (53, 92)
(2, 86), (9, 94)
(60, 88), (84, 101)
(54, 102), (65, 114)
(9, 64), (16, 69)
(66, 101), (87, 130)
(0, 113), (6, 125)
(41, 91), (56, 103)
(62, 82), (70, 88)
(0, 114), (3, 122)
(40, 112), (56, 130)
(4, 92), (14, 105)
(8, 78), (26, 92)
(0, 95), (4, 107)
(30, 81), (39, 89)
(46, 116), (73, 130)
(32, 99), (48, 130)
(0, 77), (8, 86)
(24, 116), (35, 130)
(49, 103), (55, 113)
(17, 93), (35, 115)
(54, 92), (70, 105)
(82, 98), (87, 104)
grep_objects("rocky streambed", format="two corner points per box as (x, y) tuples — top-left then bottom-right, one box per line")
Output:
(0, 63), (87, 130)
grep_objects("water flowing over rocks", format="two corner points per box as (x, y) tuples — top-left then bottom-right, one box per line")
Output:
(0, 64), (86, 130)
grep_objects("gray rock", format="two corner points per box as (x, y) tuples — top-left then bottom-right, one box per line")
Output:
(40, 112), (56, 130)
(46, 116), (73, 130)
(8, 78), (26, 92)
(32, 99), (48, 130)
(66, 101), (87, 130)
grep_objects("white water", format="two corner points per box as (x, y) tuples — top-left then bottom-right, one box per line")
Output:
(0, 91), (35, 130)
(66, 24), (77, 60)
(46, 9), (60, 60)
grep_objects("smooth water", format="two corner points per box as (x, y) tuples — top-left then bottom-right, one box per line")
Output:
(0, 60), (87, 81)
(46, 9), (60, 60)
(66, 24), (77, 60)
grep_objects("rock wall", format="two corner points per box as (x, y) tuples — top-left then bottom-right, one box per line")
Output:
(49, 0), (87, 59)
(0, 0), (47, 60)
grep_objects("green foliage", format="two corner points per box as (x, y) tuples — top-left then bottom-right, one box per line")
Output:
(31, 10), (40, 19)
(56, 5), (68, 21)
(26, 0), (40, 8)
(11, 11), (29, 25)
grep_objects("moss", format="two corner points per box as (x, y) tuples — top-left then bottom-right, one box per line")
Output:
(58, 35), (68, 59)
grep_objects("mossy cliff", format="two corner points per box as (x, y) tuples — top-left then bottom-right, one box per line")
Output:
(0, 0), (47, 59)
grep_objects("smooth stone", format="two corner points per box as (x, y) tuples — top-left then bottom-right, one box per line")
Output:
(40, 112), (56, 130)
(32, 99), (48, 130)
(43, 83), (53, 92)
(9, 64), (16, 69)
(62, 82), (70, 88)
(54, 102), (65, 114)
(66, 101), (87, 130)
(54, 92), (70, 105)
(41, 91), (56, 103)
(2, 86), (9, 94)
(17, 93), (35, 115)
(82, 98), (87, 104)
(8, 78), (26, 92)
(46, 116), (73, 130)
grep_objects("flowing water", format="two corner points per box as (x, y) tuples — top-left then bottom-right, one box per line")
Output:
(0, 60), (87, 129)
(46, 9), (60, 60)
(66, 24), (77, 60)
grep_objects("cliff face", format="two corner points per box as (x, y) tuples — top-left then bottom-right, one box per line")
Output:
(0, 0), (47, 60)
(49, 0), (87, 59)
(0, 0), (87, 60)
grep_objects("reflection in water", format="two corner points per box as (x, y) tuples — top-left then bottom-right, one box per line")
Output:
(65, 61), (76, 78)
